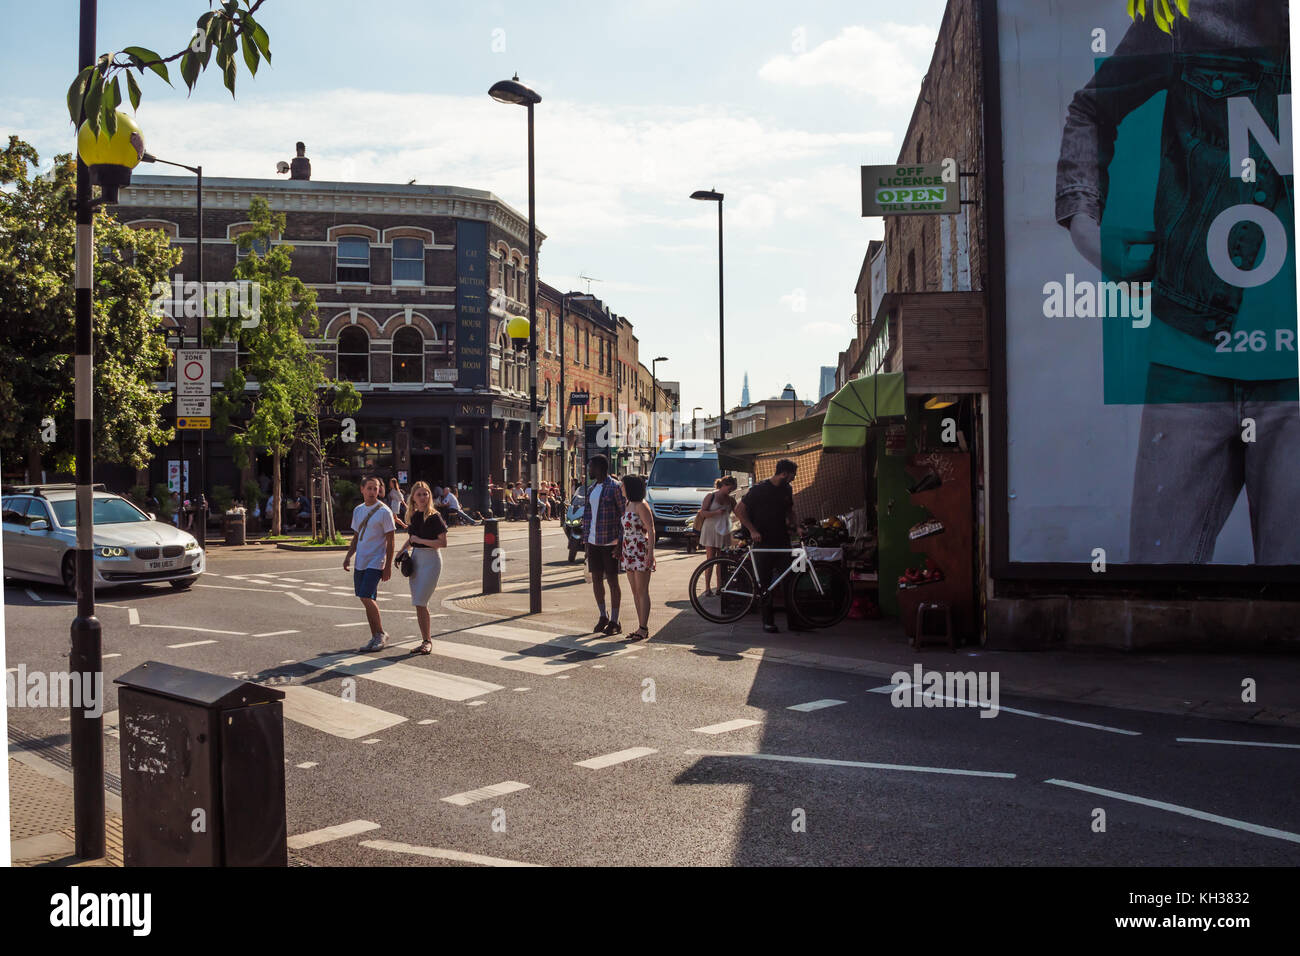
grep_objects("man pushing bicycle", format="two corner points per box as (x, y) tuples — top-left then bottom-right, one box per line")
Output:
(733, 458), (805, 634)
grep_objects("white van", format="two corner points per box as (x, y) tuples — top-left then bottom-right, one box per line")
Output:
(645, 439), (722, 545)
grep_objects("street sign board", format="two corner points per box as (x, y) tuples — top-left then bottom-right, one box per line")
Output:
(177, 349), (211, 396)
(569, 391), (590, 406)
(861, 164), (960, 216)
(176, 417), (210, 430)
(178, 395), (210, 417)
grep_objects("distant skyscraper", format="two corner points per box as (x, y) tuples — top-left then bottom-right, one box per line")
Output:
(819, 366), (837, 400)
(740, 371), (750, 407)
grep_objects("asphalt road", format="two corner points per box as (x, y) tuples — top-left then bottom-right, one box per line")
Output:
(6, 522), (1300, 866)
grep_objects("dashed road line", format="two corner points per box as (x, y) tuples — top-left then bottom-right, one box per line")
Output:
(287, 819), (381, 849)
(166, 639), (219, 649)
(441, 780), (530, 806)
(693, 719), (761, 735)
(575, 747), (658, 769)
(1175, 737), (1300, 750)
(140, 624), (247, 636)
(1045, 779), (1300, 844)
(868, 683), (1141, 736)
(788, 699), (847, 712)
(254, 629), (300, 638)
(686, 749), (1017, 779)
(127, 608), (139, 626)
(359, 840), (539, 867)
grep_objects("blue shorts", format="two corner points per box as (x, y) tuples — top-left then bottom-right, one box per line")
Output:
(353, 567), (383, 600)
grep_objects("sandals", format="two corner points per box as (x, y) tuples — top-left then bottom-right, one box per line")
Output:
(628, 626), (650, 642)
(413, 639), (433, 655)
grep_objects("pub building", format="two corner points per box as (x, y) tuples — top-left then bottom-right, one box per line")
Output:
(110, 144), (558, 516)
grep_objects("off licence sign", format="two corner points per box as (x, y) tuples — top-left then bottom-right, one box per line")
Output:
(861, 163), (960, 216)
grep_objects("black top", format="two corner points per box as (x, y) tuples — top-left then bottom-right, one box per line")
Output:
(406, 509), (448, 547)
(740, 480), (794, 547)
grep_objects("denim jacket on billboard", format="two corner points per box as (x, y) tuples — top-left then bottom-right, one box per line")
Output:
(1055, 1), (1291, 344)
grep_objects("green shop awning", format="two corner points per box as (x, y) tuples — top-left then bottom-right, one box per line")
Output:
(717, 413), (825, 472)
(822, 372), (906, 452)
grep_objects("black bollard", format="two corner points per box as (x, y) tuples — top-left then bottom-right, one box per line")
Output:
(482, 518), (501, 594)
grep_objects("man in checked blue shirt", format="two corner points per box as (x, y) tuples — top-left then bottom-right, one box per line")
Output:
(581, 454), (626, 635)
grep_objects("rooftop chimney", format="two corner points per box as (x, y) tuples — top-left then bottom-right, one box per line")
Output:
(290, 141), (311, 181)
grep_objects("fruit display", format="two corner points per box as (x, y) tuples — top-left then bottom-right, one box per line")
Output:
(799, 515), (851, 547)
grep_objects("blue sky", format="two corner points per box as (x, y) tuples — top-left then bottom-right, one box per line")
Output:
(1, 0), (947, 420)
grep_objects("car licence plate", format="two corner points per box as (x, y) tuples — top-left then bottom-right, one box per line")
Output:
(149, 559), (177, 570)
(667, 525), (687, 533)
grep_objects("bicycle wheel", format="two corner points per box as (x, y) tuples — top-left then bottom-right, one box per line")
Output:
(786, 562), (853, 628)
(689, 556), (757, 624)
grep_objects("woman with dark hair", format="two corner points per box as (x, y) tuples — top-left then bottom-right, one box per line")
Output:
(619, 473), (655, 641)
(697, 476), (738, 595)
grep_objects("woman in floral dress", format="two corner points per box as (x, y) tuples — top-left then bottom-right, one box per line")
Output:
(619, 474), (656, 641)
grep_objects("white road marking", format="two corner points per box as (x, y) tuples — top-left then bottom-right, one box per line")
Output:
(197, 583), (279, 593)
(24, 589), (42, 602)
(279, 578), (305, 583)
(280, 659), (295, 664)
(363, 738), (381, 744)
(466, 700), (487, 706)
(140, 624), (246, 636)
(127, 608), (139, 625)
(1175, 737), (1300, 750)
(286, 819), (380, 849)
(788, 699), (847, 712)
(687, 749), (1017, 779)
(868, 683), (1141, 736)
(693, 719), (761, 735)
(417, 719), (437, 725)
(296, 762), (318, 769)
(166, 639), (219, 649)
(591, 664), (606, 669)
(302, 653), (503, 701)
(359, 840), (539, 867)
(254, 629), (300, 638)
(555, 674), (572, 680)
(441, 780), (529, 806)
(423, 639), (583, 675)
(279, 685), (407, 739)
(513, 687), (530, 692)
(287, 592), (313, 605)
(103, 653), (121, 659)
(465, 623), (634, 658)
(575, 747), (658, 769)
(1045, 779), (1300, 844)
(103, 710), (119, 738)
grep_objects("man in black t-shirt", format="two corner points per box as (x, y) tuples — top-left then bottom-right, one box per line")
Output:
(734, 459), (800, 633)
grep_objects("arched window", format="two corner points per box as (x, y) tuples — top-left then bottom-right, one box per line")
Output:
(337, 237), (370, 283)
(392, 238), (424, 284)
(338, 326), (370, 382)
(392, 327), (423, 383)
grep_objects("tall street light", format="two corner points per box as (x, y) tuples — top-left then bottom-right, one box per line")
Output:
(651, 356), (668, 459)
(559, 292), (595, 498)
(141, 152), (206, 546)
(692, 406), (703, 439)
(71, 0), (147, 858)
(490, 74), (544, 615)
(690, 189), (725, 444)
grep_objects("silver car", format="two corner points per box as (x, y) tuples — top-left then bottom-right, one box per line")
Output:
(2, 485), (204, 593)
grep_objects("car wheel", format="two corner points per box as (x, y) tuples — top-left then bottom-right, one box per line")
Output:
(170, 577), (196, 591)
(61, 552), (77, 596)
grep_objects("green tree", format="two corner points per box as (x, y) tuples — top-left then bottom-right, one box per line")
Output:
(207, 195), (326, 536)
(0, 138), (177, 477)
(298, 383), (362, 541)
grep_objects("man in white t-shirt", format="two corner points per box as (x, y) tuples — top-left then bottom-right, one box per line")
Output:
(343, 476), (397, 651)
(440, 487), (481, 526)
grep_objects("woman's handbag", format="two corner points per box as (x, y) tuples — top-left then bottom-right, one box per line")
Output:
(692, 492), (713, 533)
(395, 550), (414, 577)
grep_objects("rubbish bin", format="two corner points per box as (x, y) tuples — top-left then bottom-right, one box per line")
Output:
(224, 511), (246, 546)
(114, 661), (287, 866)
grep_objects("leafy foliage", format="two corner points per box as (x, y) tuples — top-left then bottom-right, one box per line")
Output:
(67, 1), (272, 135)
(0, 138), (178, 474)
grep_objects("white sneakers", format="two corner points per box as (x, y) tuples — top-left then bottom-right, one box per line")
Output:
(360, 632), (389, 652)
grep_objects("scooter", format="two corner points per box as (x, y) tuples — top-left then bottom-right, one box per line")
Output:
(565, 495), (586, 563)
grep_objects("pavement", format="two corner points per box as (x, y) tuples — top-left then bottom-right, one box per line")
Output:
(6, 521), (1299, 867)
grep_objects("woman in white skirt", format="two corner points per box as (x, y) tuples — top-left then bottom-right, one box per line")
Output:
(697, 476), (738, 595)
(396, 481), (448, 655)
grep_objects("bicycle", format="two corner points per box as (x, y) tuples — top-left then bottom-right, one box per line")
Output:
(688, 529), (853, 627)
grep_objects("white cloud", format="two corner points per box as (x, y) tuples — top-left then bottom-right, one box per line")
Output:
(758, 24), (937, 102)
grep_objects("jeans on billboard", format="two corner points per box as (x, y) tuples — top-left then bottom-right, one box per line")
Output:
(1129, 364), (1300, 564)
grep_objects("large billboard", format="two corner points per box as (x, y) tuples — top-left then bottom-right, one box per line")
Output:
(988, 0), (1298, 572)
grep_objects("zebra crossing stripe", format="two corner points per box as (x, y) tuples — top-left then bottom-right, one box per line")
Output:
(422, 639), (584, 675)
(280, 684), (408, 739)
(440, 780), (530, 806)
(302, 653), (503, 700)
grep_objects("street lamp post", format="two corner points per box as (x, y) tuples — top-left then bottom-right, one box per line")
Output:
(490, 75), (544, 615)
(71, 0), (147, 857)
(141, 153), (206, 546)
(690, 189), (725, 443)
(651, 356), (668, 460)
(692, 406), (702, 440)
